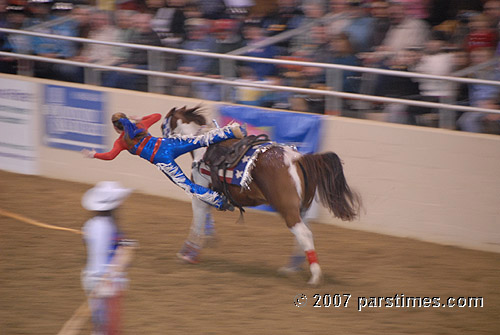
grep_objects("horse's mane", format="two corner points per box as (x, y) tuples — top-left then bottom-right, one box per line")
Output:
(181, 106), (207, 127)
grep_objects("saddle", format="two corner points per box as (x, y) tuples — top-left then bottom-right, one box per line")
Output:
(202, 134), (270, 212)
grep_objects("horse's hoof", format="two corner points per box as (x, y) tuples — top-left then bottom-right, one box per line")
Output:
(307, 263), (322, 286)
(176, 252), (200, 264)
(307, 275), (323, 286)
(277, 265), (304, 276)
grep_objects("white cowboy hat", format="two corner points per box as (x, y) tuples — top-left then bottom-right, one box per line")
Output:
(82, 181), (132, 211)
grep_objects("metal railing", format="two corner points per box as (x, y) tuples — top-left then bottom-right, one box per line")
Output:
(1, 27), (500, 128)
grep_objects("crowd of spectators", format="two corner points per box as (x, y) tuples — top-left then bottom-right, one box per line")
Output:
(1, 0), (500, 134)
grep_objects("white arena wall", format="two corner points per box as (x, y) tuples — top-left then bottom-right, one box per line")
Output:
(1, 74), (499, 253)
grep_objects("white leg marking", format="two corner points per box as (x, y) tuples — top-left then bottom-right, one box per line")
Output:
(290, 221), (315, 251)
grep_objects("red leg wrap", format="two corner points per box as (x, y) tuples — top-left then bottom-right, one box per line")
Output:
(305, 250), (318, 264)
(106, 293), (122, 335)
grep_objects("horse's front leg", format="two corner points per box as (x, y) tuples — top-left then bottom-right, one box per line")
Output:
(177, 164), (215, 264)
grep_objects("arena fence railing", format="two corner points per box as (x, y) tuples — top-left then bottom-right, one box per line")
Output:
(1, 27), (500, 130)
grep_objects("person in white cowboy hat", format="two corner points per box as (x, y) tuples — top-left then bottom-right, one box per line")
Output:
(81, 181), (132, 335)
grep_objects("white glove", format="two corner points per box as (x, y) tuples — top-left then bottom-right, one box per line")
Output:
(81, 148), (96, 158)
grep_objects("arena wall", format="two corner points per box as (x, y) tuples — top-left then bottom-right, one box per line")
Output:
(1, 73), (499, 253)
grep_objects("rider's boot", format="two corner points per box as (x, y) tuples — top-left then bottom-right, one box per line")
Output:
(194, 187), (234, 212)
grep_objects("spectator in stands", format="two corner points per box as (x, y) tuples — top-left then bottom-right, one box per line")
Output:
(174, 18), (216, 97)
(483, 0), (500, 33)
(361, 0), (430, 69)
(29, 2), (79, 79)
(379, 0), (430, 54)
(426, 0), (456, 27)
(452, 0), (484, 13)
(241, 22), (279, 79)
(343, 1), (375, 53)
(450, 47), (470, 104)
(72, 5), (92, 40)
(457, 46), (500, 132)
(369, 0), (391, 48)
(197, 0), (226, 19)
(0, 0), (5, 22)
(474, 92), (500, 134)
(260, 0), (304, 53)
(198, 18), (244, 101)
(326, 0), (352, 36)
(50, 3), (80, 60)
(1, 3), (28, 73)
(463, 13), (498, 52)
(23, 0), (56, 29)
(97, 9), (137, 86)
(443, 10), (478, 48)
(0, 0), (8, 68)
(379, 48), (422, 123)
(147, 0), (186, 47)
(232, 64), (271, 106)
(117, 0), (146, 11)
(402, 30), (456, 126)
(54, 9), (118, 83)
(281, 23), (329, 112)
(289, 1), (326, 55)
(23, 0), (57, 78)
(112, 9), (136, 63)
(396, 0), (430, 20)
(80, 10), (120, 64)
(328, 32), (362, 93)
(178, 18), (216, 73)
(103, 13), (162, 91)
(211, 18), (244, 56)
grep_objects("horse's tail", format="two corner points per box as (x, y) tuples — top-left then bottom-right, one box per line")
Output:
(298, 152), (361, 221)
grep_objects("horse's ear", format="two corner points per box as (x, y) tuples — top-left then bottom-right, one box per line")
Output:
(167, 107), (176, 117)
(193, 104), (203, 114)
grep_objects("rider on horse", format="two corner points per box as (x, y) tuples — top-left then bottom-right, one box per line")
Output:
(82, 112), (246, 211)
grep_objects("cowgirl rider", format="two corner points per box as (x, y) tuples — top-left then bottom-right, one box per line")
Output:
(82, 112), (246, 211)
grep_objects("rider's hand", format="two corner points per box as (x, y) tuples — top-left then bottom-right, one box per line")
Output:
(82, 148), (96, 158)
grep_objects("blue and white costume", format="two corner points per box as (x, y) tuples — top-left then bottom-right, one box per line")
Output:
(92, 113), (244, 210)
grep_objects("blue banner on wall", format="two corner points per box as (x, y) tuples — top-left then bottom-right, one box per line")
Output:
(218, 104), (325, 212)
(43, 85), (106, 152)
(218, 105), (323, 154)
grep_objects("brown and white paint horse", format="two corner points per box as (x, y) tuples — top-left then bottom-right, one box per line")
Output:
(162, 106), (361, 285)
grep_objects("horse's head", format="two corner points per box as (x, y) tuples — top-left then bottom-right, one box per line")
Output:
(162, 106), (207, 137)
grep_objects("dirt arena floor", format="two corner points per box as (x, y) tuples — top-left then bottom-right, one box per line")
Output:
(1, 170), (500, 335)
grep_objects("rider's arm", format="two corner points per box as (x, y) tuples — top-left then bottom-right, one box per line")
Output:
(94, 137), (128, 160)
(138, 113), (162, 130)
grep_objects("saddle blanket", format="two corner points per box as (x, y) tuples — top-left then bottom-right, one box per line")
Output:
(200, 143), (274, 187)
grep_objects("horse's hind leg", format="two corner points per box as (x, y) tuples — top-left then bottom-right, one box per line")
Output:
(288, 219), (322, 286)
(278, 209), (313, 274)
(260, 182), (322, 285)
(254, 151), (321, 285)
